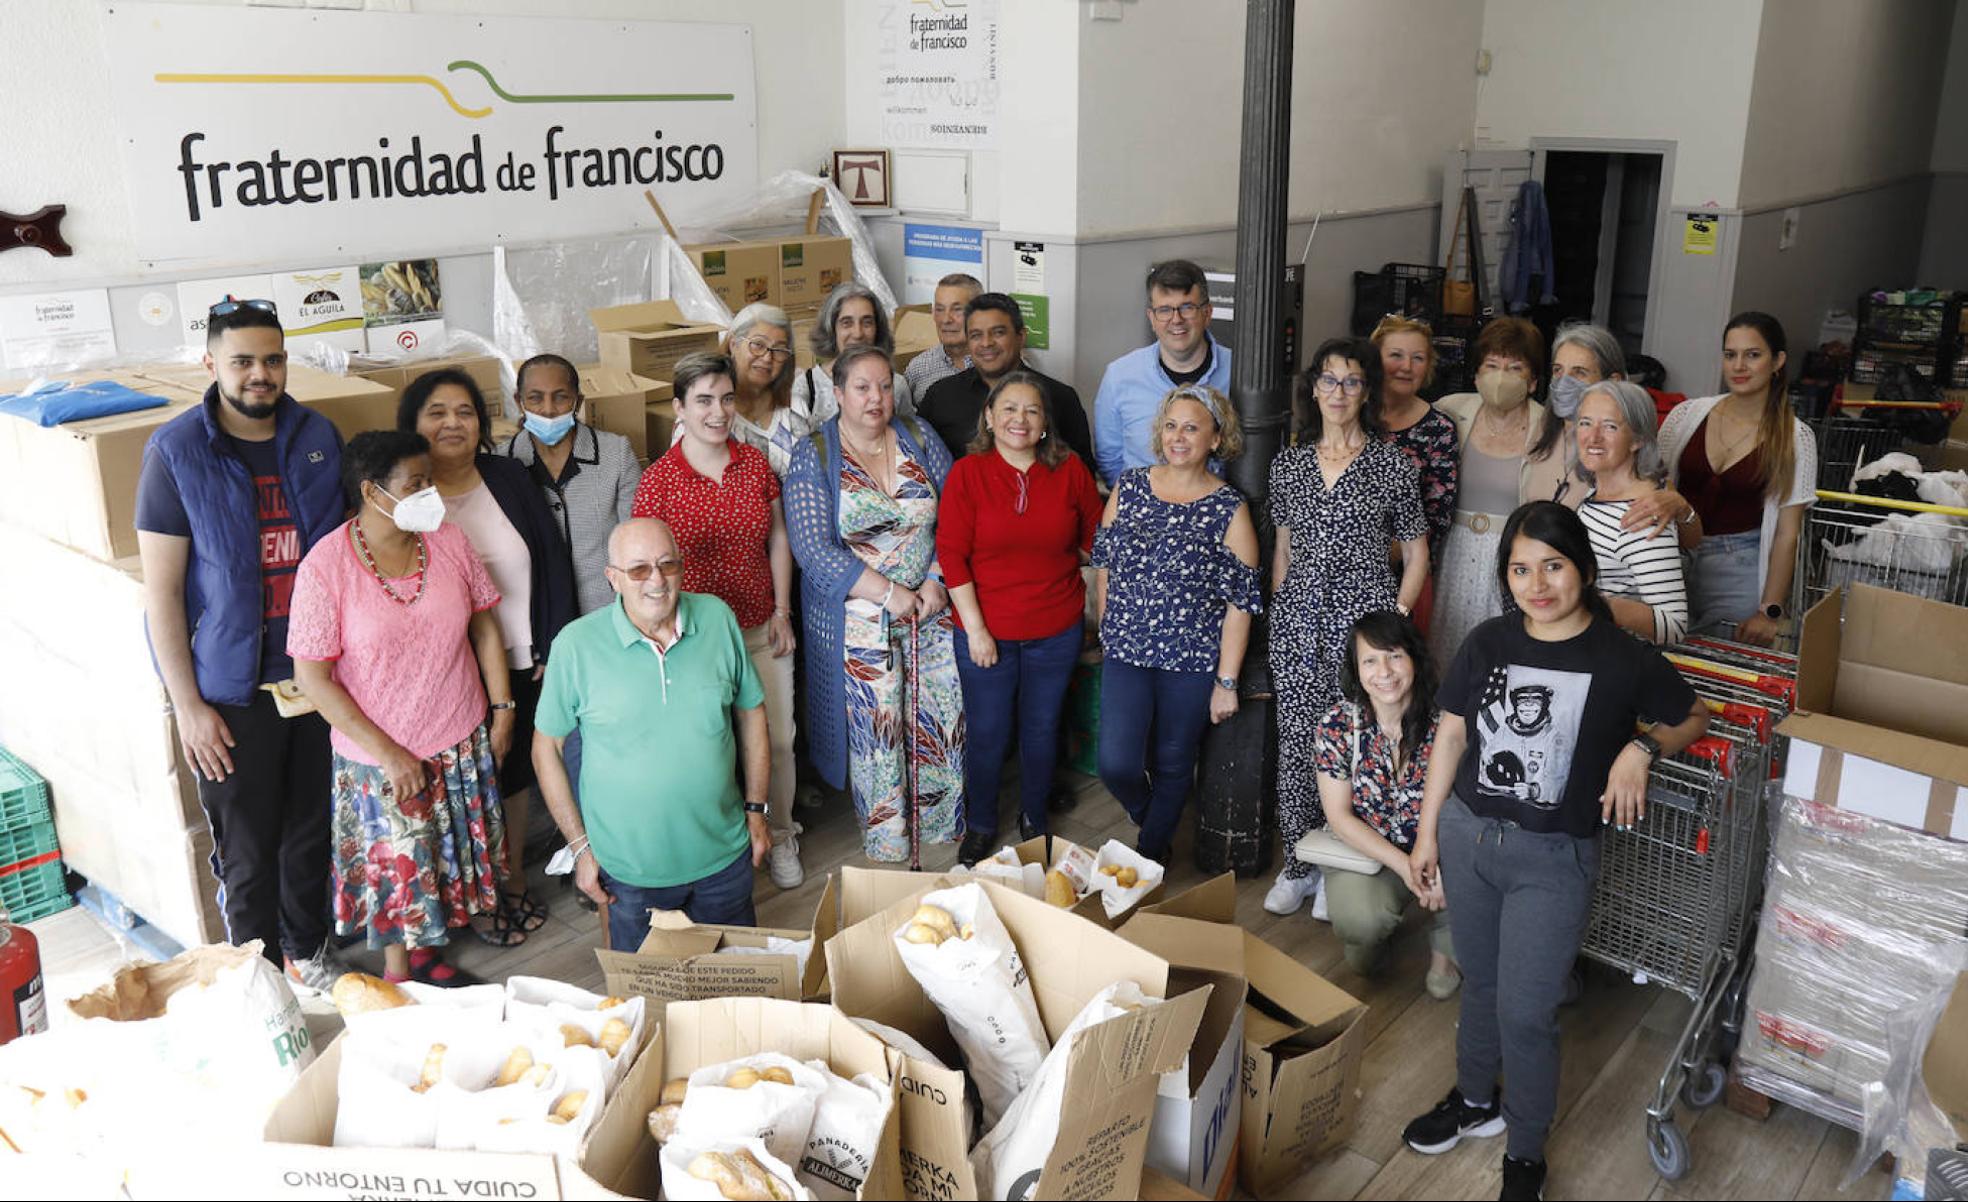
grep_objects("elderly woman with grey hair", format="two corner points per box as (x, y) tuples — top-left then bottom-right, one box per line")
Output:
(1571, 379), (1689, 643)
(1542, 323), (1628, 506)
(793, 281), (918, 424)
(713, 301), (812, 478)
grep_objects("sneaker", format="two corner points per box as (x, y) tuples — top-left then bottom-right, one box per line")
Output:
(1263, 869), (1319, 916)
(1310, 875), (1330, 922)
(1499, 1154), (1547, 1201)
(958, 830), (996, 868)
(1425, 962), (1464, 1000)
(1403, 1086), (1506, 1155)
(769, 834), (805, 889)
(284, 943), (350, 995)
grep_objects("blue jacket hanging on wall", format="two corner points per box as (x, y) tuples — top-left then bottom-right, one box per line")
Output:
(1500, 179), (1557, 315)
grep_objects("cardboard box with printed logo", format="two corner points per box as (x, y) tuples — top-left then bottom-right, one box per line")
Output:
(778, 236), (853, 309)
(591, 300), (723, 383)
(595, 876), (835, 1005)
(687, 241), (782, 312)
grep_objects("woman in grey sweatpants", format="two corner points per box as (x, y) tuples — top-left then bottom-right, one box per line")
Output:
(1398, 502), (1709, 1202)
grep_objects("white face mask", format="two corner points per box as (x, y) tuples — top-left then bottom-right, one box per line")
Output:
(375, 484), (445, 533)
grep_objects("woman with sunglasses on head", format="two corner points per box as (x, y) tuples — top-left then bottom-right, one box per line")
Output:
(938, 372), (1103, 865)
(399, 368), (575, 948)
(1402, 501), (1707, 1201)
(632, 352), (802, 888)
(1263, 338), (1429, 920)
(1092, 385), (1262, 866)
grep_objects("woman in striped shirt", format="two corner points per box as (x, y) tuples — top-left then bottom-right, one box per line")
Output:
(1570, 380), (1688, 644)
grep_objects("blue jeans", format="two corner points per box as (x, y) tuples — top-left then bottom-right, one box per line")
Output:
(954, 622), (1083, 839)
(1096, 659), (1214, 859)
(599, 848), (756, 952)
(1688, 529), (1762, 636)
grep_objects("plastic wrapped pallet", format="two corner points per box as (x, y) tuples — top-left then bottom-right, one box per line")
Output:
(1739, 796), (1968, 1110)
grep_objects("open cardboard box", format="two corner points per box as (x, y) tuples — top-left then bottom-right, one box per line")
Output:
(350, 352), (506, 417)
(826, 875), (1208, 1201)
(591, 300), (723, 382)
(1122, 904), (1367, 1199)
(595, 876), (835, 1004)
(575, 997), (903, 1200)
(574, 364), (668, 461)
(1779, 584), (1968, 838)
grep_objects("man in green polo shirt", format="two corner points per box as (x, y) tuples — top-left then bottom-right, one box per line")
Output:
(532, 517), (770, 950)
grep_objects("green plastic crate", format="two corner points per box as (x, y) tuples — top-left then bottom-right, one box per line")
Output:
(1064, 659), (1102, 776)
(0, 819), (59, 868)
(0, 746), (52, 832)
(0, 820), (69, 923)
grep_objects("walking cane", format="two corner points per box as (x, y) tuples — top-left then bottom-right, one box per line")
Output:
(906, 613), (923, 871)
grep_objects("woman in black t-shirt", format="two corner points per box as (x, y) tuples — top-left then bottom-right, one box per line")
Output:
(1397, 501), (1708, 1202)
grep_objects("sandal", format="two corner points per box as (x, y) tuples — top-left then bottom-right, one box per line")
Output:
(469, 904), (528, 948)
(408, 948), (483, 988)
(502, 888), (550, 933)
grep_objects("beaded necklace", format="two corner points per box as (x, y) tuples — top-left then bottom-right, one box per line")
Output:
(351, 519), (428, 605)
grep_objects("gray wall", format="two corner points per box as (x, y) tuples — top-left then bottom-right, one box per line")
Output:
(1731, 178), (1932, 371)
(1919, 173), (1968, 284)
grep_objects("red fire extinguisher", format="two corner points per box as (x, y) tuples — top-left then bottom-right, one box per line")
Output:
(0, 907), (47, 1046)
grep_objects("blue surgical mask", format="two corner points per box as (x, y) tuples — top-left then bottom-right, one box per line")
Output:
(1547, 374), (1588, 419)
(525, 411), (576, 446)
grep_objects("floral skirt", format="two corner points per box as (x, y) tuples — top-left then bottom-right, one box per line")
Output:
(331, 724), (508, 950)
(844, 600), (966, 863)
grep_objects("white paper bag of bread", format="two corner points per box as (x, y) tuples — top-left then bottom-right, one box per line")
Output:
(503, 976), (645, 1093)
(660, 1133), (814, 1201)
(795, 1065), (892, 1201)
(1088, 840), (1165, 918)
(674, 1052), (830, 1170)
(890, 882), (1050, 1130)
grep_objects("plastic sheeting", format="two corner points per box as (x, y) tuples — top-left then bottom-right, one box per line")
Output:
(488, 171), (897, 376)
(1845, 953), (1967, 1195)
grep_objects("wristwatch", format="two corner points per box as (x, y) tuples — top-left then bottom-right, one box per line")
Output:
(742, 802), (767, 815)
(1629, 732), (1662, 761)
(1761, 601), (1785, 621)
(1214, 675), (1238, 692)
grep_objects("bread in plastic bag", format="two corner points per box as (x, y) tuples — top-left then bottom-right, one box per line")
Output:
(676, 1052), (830, 1169)
(890, 882), (1049, 1130)
(969, 981), (1162, 1200)
(661, 1132), (814, 1202)
(796, 1063), (893, 1201)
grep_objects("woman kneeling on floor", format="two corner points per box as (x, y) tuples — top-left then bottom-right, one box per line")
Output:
(1403, 501), (1708, 1201)
(1310, 611), (1458, 998)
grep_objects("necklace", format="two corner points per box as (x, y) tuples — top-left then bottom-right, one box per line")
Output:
(352, 520), (427, 605)
(841, 428), (893, 492)
(1709, 401), (1761, 468)
(1478, 404), (1528, 445)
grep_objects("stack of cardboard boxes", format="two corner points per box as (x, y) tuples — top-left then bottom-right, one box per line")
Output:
(1737, 584), (1968, 1117)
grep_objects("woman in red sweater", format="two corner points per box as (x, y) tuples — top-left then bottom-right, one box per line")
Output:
(939, 372), (1103, 864)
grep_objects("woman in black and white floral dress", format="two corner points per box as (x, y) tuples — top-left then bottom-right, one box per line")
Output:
(1264, 338), (1430, 919)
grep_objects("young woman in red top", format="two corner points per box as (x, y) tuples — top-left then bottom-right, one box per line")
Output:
(938, 372), (1103, 864)
(630, 352), (803, 888)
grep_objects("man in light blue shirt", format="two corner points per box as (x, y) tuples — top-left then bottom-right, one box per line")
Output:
(1092, 259), (1233, 486)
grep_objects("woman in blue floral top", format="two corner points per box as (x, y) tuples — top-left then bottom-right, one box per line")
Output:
(1313, 610), (1458, 996)
(1091, 384), (1261, 865)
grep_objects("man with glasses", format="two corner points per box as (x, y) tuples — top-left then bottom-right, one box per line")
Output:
(1093, 259), (1232, 487)
(135, 297), (349, 991)
(904, 272), (983, 397)
(531, 517), (770, 950)
(918, 291), (1094, 467)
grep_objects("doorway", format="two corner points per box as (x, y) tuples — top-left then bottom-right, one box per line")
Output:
(1541, 149), (1664, 362)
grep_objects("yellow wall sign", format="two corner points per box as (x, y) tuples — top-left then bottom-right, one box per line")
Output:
(1683, 213), (1720, 256)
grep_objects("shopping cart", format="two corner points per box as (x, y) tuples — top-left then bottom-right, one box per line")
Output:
(1793, 490), (1968, 618)
(1813, 398), (1958, 491)
(1581, 640), (1792, 1179)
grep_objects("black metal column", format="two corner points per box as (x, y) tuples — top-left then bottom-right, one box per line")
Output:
(1193, 0), (1293, 878)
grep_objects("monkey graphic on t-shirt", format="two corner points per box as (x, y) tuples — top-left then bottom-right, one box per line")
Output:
(1474, 666), (1587, 810)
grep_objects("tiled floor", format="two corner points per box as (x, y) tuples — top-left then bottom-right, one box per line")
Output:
(26, 770), (1891, 1201)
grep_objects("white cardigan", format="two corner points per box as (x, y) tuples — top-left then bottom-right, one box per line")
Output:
(1658, 394), (1817, 600)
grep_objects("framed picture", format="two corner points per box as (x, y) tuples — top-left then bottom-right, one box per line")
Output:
(832, 149), (892, 207)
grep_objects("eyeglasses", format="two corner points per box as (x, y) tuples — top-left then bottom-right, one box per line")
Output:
(1313, 373), (1367, 397)
(610, 559), (684, 581)
(209, 297), (278, 318)
(1149, 302), (1203, 323)
(741, 336), (793, 363)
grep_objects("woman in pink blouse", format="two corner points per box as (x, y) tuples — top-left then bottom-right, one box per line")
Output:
(289, 430), (515, 987)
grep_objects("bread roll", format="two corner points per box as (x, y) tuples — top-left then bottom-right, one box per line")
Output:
(1098, 864), (1120, 877)
(759, 1065), (794, 1086)
(552, 1090), (588, 1122)
(903, 921), (945, 945)
(599, 996), (628, 1009)
(561, 1024), (596, 1048)
(599, 1016), (632, 1057)
(494, 1047), (534, 1088)
(412, 1044), (446, 1094)
(1045, 869), (1076, 907)
(1116, 866), (1139, 888)
(910, 904), (958, 939)
(646, 1102), (681, 1142)
(723, 1066), (762, 1089)
(687, 1148), (794, 1201)
(331, 972), (414, 1016)
(660, 1077), (690, 1106)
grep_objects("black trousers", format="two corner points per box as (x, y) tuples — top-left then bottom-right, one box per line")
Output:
(194, 690), (333, 965)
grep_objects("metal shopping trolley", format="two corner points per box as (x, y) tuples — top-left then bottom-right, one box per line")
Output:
(1582, 641), (1792, 1179)
(1813, 398), (1958, 491)
(1793, 490), (1968, 618)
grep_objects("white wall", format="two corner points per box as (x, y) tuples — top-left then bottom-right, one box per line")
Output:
(0, 0), (845, 290)
(1073, 0), (1483, 237)
(1476, 0), (1764, 208)
(986, 0), (1081, 236)
(1738, 0), (1953, 208)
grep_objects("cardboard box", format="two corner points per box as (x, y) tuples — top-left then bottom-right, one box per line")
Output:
(0, 372), (200, 561)
(892, 308), (939, 373)
(142, 361), (399, 443)
(351, 352), (507, 416)
(1003, 834), (1170, 927)
(826, 876), (1208, 1202)
(688, 241), (782, 312)
(1779, 584), (1968, 839)
(596, 876), (836, 1004)
(1121, 899), (1366, 1199)
(789, 309), (820, 372)
(778, 236), (853, 309)
(591, 301), (724, 382)
(578, 998), (904, 1200)
(575, 364), (667, 461)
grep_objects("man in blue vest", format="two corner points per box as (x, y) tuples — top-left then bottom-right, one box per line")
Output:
(1092, 259), (1233, 486)
(136, 299), (348, 991)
